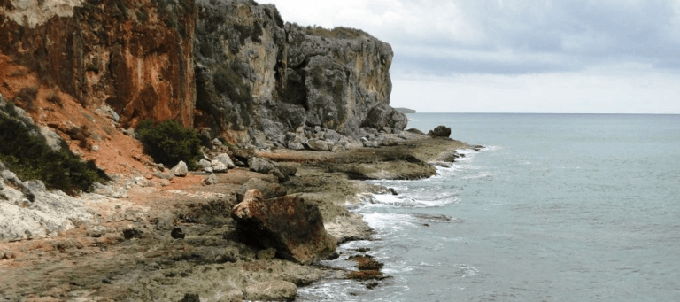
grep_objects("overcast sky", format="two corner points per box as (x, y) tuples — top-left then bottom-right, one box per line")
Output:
(262, 0), (680, 113)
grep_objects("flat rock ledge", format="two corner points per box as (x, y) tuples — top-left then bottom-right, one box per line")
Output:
(231, 190), (337, 265)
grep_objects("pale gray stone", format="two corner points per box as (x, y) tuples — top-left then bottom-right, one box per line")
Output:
(171, 161), (189, 177)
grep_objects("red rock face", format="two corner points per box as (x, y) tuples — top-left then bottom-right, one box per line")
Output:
(232, 189), (337, 265)
(0, 0), (196, 128)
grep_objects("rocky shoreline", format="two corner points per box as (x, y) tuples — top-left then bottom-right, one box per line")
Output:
(0, 129), (476, 301)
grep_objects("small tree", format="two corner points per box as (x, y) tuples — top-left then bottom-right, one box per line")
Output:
(136, 120), (202, 170)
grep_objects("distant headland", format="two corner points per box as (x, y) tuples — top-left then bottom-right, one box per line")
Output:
(394, 107), (416, 113)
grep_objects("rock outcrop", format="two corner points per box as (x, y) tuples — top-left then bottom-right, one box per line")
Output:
(1, 0), (405, 148)
(231, 189), (336, 264)
(0, 160), (96, 241)
(429, 125), (452, 138)
(0, 0), (197, 128)
(193, 0), (403, 146)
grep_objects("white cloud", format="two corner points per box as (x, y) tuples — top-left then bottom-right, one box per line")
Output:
(391, 69), (680, 113)
(261, 0), (680, 113)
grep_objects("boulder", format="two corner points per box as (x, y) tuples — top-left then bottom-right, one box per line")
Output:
(204, 174), (218, 185)
(305, 139), (330, 151)
(364, 104), (408, 131)
(243, 281), (297, 301)
(249, 157), (277, 174)
(171, 161), (189, 177)
(197, 159), (212, 169)
(214, 153), (236, 169)
(428, 126), (452, 138)
(211, 138), (223, 146)
(287, 141), (306, 151)
(231, 190), (337, 264)
(211, 159), (228, 173)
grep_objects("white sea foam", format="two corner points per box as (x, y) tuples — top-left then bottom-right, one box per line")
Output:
(361, 193), (461, 208)
(362, 213), (415, 230)
(460, 172), (494, 180)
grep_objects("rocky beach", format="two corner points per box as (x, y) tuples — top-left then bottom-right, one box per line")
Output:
(0, 125), (476, 301)
(0, 0), (478, 300)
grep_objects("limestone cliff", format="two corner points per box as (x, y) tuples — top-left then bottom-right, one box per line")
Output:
(0, 0), (197, 128)
(1, 0), (405, 148)
(194, 0), (403, 146)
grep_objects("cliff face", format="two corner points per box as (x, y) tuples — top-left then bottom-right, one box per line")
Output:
(0, 0), (196, 128)
(1, 0), (404, 147)
(194, 0), (400, 145)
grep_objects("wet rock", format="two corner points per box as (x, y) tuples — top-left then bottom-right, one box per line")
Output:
(122, 228), (143, 240)
(348, 255), (387, 281)
(231, 190), (336, 264)
(388, 188), (398, 196)
(171, 161), (189, 177)
(412, 213), (453, 222)
(244, 281), (297, 301)
(429, 126), (452, 138)
(171, 227), (185, 239)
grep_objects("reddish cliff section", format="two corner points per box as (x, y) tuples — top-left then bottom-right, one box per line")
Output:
(0, 0), (197, 128)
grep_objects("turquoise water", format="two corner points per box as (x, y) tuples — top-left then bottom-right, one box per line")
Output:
(300, 113), (680, 301)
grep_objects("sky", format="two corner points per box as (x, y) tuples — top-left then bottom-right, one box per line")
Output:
(261, 0), (680, 113)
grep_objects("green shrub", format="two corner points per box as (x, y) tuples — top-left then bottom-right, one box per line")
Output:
(0, 103), (109, 195)
(136, 120), (202, 170)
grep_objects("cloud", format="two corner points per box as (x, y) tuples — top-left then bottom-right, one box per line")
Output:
(262, 0), (680, 76)
(261, 0), (680, 113)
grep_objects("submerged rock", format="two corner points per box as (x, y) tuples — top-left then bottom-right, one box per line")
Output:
(231, 190), (336, 264)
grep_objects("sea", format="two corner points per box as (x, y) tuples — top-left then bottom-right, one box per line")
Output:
(298, 113), (680, 301)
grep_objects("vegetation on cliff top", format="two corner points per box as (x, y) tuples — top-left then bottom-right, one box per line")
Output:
(136, 120), (202, 170)
(0, 103), (109, 195)
(303, 26), (373, 40)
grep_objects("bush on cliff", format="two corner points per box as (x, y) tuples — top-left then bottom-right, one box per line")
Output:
(136, 120), (202, 170)
(0, 102), (109, 195)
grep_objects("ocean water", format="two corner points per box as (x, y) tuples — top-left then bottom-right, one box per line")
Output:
(299, 113), (680, 301)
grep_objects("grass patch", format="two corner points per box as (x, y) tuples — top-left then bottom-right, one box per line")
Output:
(0, 103), (109, 195)
(136, 120), (202, 170)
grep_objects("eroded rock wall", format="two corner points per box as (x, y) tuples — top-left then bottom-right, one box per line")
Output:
(1, 0), (403, 147)
(194, 0), (401, 145)
(0, 0), (197, 128)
